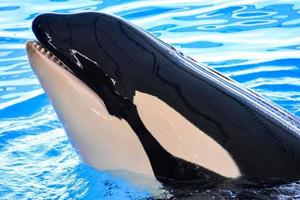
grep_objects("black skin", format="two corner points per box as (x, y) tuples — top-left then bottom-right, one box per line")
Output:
(32, 12), (300, 186)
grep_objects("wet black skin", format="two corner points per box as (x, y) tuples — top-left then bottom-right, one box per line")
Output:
(32, 12), (300, 186)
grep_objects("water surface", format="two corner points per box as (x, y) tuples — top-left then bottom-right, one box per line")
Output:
(1, 0), (300, 199)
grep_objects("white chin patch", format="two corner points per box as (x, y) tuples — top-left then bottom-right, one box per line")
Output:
(134, 91), (241, 178)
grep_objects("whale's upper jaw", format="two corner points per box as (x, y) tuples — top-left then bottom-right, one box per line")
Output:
(32, 13), (88, 80)
(32, 13), (118, 77)
(31, 13), (132, 117)
(32, 12), (136, 101)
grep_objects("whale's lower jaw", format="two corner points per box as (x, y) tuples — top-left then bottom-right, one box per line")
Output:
(26, 41), (156, 177)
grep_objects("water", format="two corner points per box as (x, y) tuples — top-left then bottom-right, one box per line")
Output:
(1, 0), (300, 199)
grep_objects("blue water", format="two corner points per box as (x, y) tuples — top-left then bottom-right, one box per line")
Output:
(1, 0), (300, 199)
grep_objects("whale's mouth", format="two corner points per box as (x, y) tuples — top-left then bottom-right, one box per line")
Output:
(27, 40), (74, 74)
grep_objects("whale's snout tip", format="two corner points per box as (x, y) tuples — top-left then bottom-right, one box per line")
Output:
(26, 40), (34, 50)
(26, 41), (40, 57)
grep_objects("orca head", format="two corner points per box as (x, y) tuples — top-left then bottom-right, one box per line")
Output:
(27, 12), (300, 187)
(28, 12), (241, 185)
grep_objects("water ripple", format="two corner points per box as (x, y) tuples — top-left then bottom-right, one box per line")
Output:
(0, 0), (300, 199)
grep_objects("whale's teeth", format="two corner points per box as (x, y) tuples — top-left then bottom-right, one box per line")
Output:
(31, 41), (70, 72)
(53, 57), (59, 63)
(48, 52), (52, 58)
(40, 48), (46, 54)
(45, 51), (50, 57)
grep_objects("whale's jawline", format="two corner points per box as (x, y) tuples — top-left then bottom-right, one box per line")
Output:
(27, 40), (74, 74)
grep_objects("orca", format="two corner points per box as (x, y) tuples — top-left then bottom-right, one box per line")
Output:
(26, 12), (300, 186)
